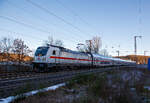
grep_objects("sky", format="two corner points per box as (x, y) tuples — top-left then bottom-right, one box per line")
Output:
(0, 0), (150, 56)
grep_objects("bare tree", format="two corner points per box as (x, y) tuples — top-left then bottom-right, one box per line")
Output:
(78, 36), (102, 53)
(84, 40), (92, 53)
(43, 36), (64, 47)
(92, 36), (102, 53)
(12, 38), (32, 63)
(0, 37), (13, 62)
(99, 49), (109, 56)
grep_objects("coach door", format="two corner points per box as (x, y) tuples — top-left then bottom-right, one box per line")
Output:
(51, 48), (60, 63)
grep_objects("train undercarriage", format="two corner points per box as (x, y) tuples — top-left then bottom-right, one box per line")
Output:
(32, 62), (124, 72)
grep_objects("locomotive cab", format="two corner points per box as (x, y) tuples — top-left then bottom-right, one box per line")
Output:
(34, 47), (49, 63)
(33, 46), (50, 71)
(33, 45), (60, 71)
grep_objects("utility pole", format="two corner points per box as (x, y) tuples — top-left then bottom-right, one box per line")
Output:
(134, 36), (142, 55)
(89, 40), (92, 53)
(117, 45), (120, 57)
(116, 50), (120, 57)
(134, 36), (142, 63)
(86, 40), (93, 67)
(86, 40), (92, 53)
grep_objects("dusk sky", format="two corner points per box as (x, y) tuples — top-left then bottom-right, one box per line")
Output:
(0, 0), (149, 56)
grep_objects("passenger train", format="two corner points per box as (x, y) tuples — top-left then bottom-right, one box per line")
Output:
(33, 45), (136, 71)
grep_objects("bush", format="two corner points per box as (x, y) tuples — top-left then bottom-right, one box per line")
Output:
(66, 74), (96, 89)
(35, 91), (48, 97)
(13, 83), (33, 96)
(87, 74), (108, 98)
(72, 96), (98, 103)
(113, 92), (133, 103)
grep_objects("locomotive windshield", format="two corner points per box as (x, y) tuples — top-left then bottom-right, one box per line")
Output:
(35, 47), (49, 56)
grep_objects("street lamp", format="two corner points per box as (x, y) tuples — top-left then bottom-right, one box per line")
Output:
(134, 36), (142, 55)
(134, 36), (142, 63)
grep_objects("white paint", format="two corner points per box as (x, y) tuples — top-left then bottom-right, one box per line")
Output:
(0, 83), (65, 103)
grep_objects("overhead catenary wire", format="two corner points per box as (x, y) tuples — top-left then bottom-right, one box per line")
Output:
(0, 16), (51, 34)
(0, 28), (44, 50)
(138, 0), (142, 35)
(0, 28), (42, 41)
(55, 0), (99, 34)
(25, 0), (93, 38)
(0, 16), (78, 44)
(0, 18), (82, 49)
(0, 28), (79, 47)
(5, 0), (83, 43)
(137, 0), (143, 55)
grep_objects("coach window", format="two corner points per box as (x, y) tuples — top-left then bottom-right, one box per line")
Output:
(52, 50), (56, 55)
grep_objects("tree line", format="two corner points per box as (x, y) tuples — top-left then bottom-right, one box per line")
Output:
(0, 35), (109, 63)
(43, 35), (109, 56)
(0, 37), (32, 63)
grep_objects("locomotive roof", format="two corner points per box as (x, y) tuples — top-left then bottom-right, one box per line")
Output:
(50, 45), (89, 55)
(92, 53), (134, 63)
(48, 45), (135, 63)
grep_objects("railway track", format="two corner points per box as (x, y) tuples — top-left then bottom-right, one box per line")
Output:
(0, 72), (37, 80)
(0, 66), (136, 98)
(0, 70), (77, 80)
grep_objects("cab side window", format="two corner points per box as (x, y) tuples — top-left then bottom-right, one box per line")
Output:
(52, 50), (56, 55)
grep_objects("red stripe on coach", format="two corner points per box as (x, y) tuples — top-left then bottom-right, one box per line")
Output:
(50, 56), (110, 62)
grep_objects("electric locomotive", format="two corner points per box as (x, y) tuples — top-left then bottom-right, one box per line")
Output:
(33, 45), (135, 71)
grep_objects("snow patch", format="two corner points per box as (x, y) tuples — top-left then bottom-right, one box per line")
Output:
(0, 83), (65, 103)
(121, 71), (143, 82)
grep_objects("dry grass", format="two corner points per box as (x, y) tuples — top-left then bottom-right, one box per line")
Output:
(12, 87), (79, 103)
(0, 53), (33, 62)
(12, 70), (144, 103)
